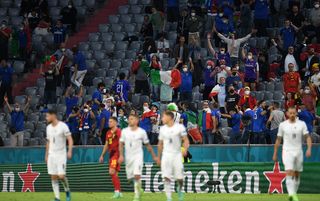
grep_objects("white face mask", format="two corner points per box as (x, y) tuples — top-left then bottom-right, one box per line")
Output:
(305, 89), (310, 94)
(84, 108), (89, 113)
(15, 107), (20, 112)
(248, 55), (253, 60)
(220, 50), (225, 54)
(68, 5), (72, 8)
(315, 4), (320, 8)
(203, 107), (210, 112)
(219, 13), (223, 17)
(143, 106), (149, 111)
(226, 67), (231, 71)
(245, 90), (250, 95)
(48, 70), (53, 74)
(183, 67), (188, 72)
(191, 13), (195, 17)
(207, 65), (211, 69)
(223, 19), (228, 23)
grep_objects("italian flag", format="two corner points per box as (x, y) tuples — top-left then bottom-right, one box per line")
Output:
(209, 85), (220, 98)
(150, 69), (181, 89)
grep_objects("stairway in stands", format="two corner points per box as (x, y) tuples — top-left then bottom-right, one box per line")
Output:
(12, 0), (128, 97)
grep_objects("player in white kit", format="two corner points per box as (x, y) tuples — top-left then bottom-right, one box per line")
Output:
(118, 114), (157, 201)
(273, 107), (312, 201)
(156, 111), (190, 201)
(45, 110), (73, 201)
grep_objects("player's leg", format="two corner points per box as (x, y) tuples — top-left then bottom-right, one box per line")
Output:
(51, 175), (61, 201)
(164, 177), (172, 201)
(109, 167), (122, 199)
(283, 151), (297, 201)
(162, 155), (173, 201)
(48, 155), (61, 201)
(291, 151), (303, 201)
(174, 155), (185, 201)
(57, 157), (71, 201)
(133, 175), (142, 201)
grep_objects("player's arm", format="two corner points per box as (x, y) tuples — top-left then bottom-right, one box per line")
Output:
(305, 135), (312, 158)
(99, 143), (109, 163)
(66, 135), (73, 160)
(145, 143), (157, 162)
(182, 135), (190, 157)
(118, 142), (124, 164)
(156, 140), (163, 166)
(273, 136), (282, 162)
(45, 140), (49, 163)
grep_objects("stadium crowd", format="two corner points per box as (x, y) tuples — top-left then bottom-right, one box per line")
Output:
(0, 0), (320, 146)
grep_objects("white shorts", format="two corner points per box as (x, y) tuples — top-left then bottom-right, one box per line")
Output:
(125, 156), (143, 180)
(161, 153), (184, 180)
(282, 149), (303, 172)
(47, 154), (67, 175)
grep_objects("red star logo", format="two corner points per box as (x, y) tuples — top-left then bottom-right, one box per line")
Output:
(263, 162), (287, 194)
(18, 164), (40, 192)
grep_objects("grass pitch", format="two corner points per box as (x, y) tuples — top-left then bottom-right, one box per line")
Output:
(1, 192), (320, 201)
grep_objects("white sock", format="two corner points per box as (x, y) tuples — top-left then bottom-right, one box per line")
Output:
(51, 180), (60, 200)
(134, 179), (141, 199)
(164, 180), (172, 200)
(294, 176), (300, 194)
(61, 177), (70, 192)
(286, 176), (295, 196)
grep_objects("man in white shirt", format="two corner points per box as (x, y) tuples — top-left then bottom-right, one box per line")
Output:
(45, 109), (73, 201)
(273, 107), (312, 201)
(156, 111), (190, 201)
(310, 63), (320, 91)
(284, 46), (298, 72)
(118, 114), (156, 201)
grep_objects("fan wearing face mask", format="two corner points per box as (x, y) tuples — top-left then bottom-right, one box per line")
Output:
(203, 60), (216, 100)
(301, 86), (317, 114)
(238, 87), (257, 110)
(41, 61), (60, 105)
(79, 104), (95, 145)
(242, 48), (259, 90)
(60, 0), (78, 33)
(4, 96), (31, 147)
(310, 1), (320, 30)
(180, 58), (194, 102)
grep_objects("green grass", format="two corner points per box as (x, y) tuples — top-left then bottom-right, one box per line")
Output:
(1, 192), (320, 201)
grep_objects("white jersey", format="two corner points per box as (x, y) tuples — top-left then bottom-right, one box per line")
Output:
(46, 121), (71, 155)
(277, 119), (308, 151)
(120, 127), (149, 160)
(159, 123), (187, 155)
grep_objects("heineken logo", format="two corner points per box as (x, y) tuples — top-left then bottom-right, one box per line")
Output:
(142, 162), (286, 194)
(1, 162), (318, 194)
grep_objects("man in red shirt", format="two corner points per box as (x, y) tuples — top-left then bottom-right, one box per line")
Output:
(0, 20), (12, 60)
(99, 117), (122, 199)
(238, 87), (257, 110)
(283, 63), (301, 94)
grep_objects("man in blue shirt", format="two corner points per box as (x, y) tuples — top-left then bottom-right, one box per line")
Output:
(298, 104), (315, 134)
(4, 96), (30, 146)
(112, 73), (130, 102)
(66, 106), (80, 145)
(242, 105), (255, 144)
(252, 101), (267, 144)
(226, 66), (242, 90)
(51, 20), (67, 48)
(180, 61), (194, 101)
(0, 59), (14, 108)
(92, 82), (105, 112)
(203, 60), (215, 100)
(71, 45), (87, 88)
(280, 19), (299, 50)
(64, 86), (83, 117)
(222, 106), (242, 144)
(254, 0), (269, 37)
(97, 103), (111, 145)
